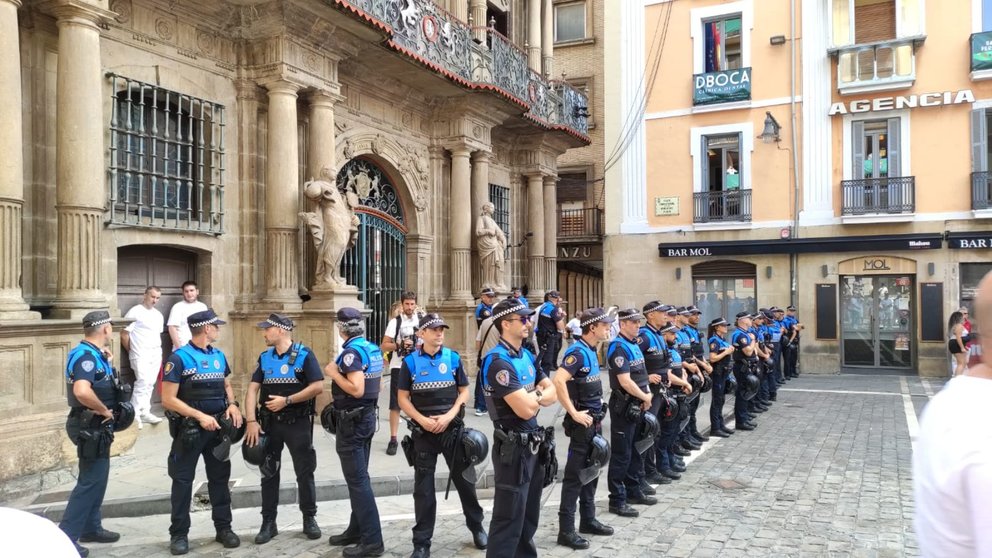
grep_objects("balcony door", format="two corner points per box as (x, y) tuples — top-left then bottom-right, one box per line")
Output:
(840, 274), (914, 370)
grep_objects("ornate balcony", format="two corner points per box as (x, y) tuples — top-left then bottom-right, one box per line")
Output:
(972, 171), (992, 211)
(558, 208), (603, 239)
(692, 190), (752, 223)
(841, 176), (915, 215)
(328, 0), (589, 139)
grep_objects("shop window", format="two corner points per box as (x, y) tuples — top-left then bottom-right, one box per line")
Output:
(692, 261), (757, 328)
(703, 15), (742, 72)
(554, 1), (586, 43)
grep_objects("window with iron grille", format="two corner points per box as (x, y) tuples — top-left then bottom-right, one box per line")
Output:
(107, 74), (226, 234)
(489, 184), (510, 243)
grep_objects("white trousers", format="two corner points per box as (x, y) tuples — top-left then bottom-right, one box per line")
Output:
(129, 352), (162, 415)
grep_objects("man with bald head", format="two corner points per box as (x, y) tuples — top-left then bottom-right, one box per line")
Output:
(914, 271), (992, 556)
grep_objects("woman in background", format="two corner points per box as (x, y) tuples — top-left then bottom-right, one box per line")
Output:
(948, 311), (969, 376)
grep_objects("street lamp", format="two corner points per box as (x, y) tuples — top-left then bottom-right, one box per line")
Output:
(759, 111), (781, 144)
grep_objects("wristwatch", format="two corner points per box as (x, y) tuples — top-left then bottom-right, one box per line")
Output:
(286, 395), (294, 406)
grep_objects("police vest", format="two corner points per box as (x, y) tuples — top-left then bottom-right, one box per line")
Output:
(731, 328), (752, 368)
(607, 335), (648, 393)
(747, 329), (761, 361)
(403, 347), (460, 415)
(65, 342), (116, 409)
(770, 320), (784, 343)
(562, 340), (603, 412)
(174, 344), (229, 405)
(481, 343), (538, 431)
(536, 302), (559, 335)
(259, 343), (313, 412)
(675, 329), (694, 360)
(333, 336), (384, 406)
(665, 342), (684, 376)
(638, 325), (670, 373)
(474, 303), (492, 327)
(684, 326), (704, 358)
(709, 335), (732, 373)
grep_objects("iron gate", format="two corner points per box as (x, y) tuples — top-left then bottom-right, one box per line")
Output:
(338, 158), (407, 344)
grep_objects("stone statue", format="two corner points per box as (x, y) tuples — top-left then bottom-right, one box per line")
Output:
(476, 202), (507, 292)
(300, 167), (360, 290)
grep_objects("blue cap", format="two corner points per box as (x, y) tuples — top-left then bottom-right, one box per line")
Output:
(336, 307), (364, 323)
(257, 313), (294, 331)
(187, 308), (226, 328)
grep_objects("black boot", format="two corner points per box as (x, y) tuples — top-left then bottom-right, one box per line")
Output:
(557, 531), (590, 550)
(254, 520), (278, 544)
(169, 535), (189, 556)
(579, 518), (614, 536)
(303, 516), (321, 540)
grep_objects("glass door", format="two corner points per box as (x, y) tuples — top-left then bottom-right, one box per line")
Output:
(840, 275), (914, 369)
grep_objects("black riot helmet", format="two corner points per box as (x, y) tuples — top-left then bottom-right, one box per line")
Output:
(634, 412), (659, 454)
(320, 405), (336, 435)
(112, 402), (135, 432)
(700, 374), (713, 393)
(725, 373), (738, 395)
(741, 373), (760, 400)
(217, 413), (246, 444)
(242, 434), (269, 466)
(659, 392), (679, 423)
(462, 428), (489, 464)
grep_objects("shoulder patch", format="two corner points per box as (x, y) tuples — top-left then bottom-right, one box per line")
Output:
(564, 354), (577, 366)
(495, 369), (510, 386)
(81, 359), (95, 373)
(164, 362), (174, 373)
(614, 356), (625, 367)
(343, 353), (355, 367)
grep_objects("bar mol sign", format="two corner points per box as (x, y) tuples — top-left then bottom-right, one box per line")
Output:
(828, 90), (974, 116)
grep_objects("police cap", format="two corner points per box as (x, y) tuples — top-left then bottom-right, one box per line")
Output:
(418, 313), (450, 330)
(82, 310), (112, 329)
(188, 308), (226, 328)
(257, 313), (294, 331)
(616, 308), (643, 322)
(492, 299), (536, 322)
(579, 307), (615, 327)
(642, 300), (665, 315)
(336, 307), (364, 324)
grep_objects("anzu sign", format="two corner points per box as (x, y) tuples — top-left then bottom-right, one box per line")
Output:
(828, 89), (975, 116)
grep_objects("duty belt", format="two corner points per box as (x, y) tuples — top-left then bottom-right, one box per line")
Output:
(494, 427), (544, 454)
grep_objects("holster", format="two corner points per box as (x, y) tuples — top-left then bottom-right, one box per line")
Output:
(608, 390), (630, 418)
(538, 426), (557, 488)
(400, 435), (415, 467)
(563, 412), (602, 443)
(170, 416), (201, 455)
(493, 428), (522, 466)
(335, 405), (374, 438)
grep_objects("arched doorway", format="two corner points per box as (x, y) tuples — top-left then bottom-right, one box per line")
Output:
(337, 157), (408, 343)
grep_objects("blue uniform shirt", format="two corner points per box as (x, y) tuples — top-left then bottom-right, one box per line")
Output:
(163, 342), (232, 414)
(482, 339), (545, 433)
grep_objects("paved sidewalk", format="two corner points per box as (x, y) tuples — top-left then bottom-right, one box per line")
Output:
(44, 373), (929, 557)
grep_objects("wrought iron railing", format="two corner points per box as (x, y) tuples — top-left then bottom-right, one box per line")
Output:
(692, 190), (752, 223)
(328, 0), (589, 138)
(558, 208), (603, 238)
(835, 37), (916, 91)
(107, 73), (225, 234)
(972, 171), (992, 210)
(841, 176), (915, 215)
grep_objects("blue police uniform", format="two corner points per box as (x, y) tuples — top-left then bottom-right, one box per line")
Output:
(473, 306), (493, 415)
(637, 324), (672, 478)
(164, 341), (235, 539)
(399, 347), (484, 551)
(558, 339), (605, 533)
(535, 301), (562, 376)
(331, 335), (384, 548)
(771, 318), (786, 382)
(475, 302), (493, 327)
(251, 343), (323, 525)
(481, 339), (546, 558)
(606, 333), (650, 508)
(730, 327), (754, 426)
(782, 315), (800, 377)
(59, 341), (118, 547)
(759, 324), (778, 402)
(680, 324), (706, 443)
(708, 334), (732, 433)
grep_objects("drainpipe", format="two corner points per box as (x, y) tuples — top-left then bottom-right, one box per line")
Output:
(789, 0), (801, 307)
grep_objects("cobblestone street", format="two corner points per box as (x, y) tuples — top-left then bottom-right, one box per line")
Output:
(84, 374), (929, 557)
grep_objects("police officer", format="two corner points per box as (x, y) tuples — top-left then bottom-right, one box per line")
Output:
(161, 309), (243, 555)
(60, 311), (124, 558)
(658, 318), (692, 480)
(730, 312), (757, 431)
(397, 313), (487, 558)
(749, 313), (773, 414)
(783, 305), (803, 378)
(324, 307), (385, 557)
(673, 308), (704, 453)
(481, 299), (558, 558)
(769, 307), (788, 385)
(683, 306), (713, 445)
(473, 288), (497, 416)
(707, 318), (735, 438)
(552, 307), (616, 550)
(535, 290), (565, 376)
(244, 314), (324, 544)
(606, 309), (656, 517)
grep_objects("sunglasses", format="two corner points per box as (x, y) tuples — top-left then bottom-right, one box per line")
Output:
(504, 316), (531, 324)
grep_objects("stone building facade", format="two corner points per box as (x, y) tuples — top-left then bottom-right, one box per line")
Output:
(0, 0), (587, 488)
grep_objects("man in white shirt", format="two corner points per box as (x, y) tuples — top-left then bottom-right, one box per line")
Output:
(914, 271), (992, 558)
(167, 281), (207, 350)
(121, 286), (165, 427)
(566, 311), (582, 343)
(380, 291), (423, 456)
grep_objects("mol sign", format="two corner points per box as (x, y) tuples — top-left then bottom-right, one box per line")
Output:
(828, 90), (975, 116)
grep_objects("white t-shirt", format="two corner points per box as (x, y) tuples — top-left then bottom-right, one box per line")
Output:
(124, 303), (164, 357)
(167, 300), (208, 348)
(384, 313), (421, 369)
(914, 374), (992, 557)
(566, 317), (582, 338)
(0, 507), (79, 557)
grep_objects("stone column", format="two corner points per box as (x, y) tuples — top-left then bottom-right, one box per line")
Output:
(527, 0), (541, 71)
(263, 80), (301, 309)
(543, 174), (557, 292)
(542, 0), (554, 77)
(526, 173), (545, 300)
(450, 0), (468, 22)
(0, 0), (36, 319)
(471, 150), (490, 293)
(47, 0), (114, 317)
(450, 146), (473, 300)
(470, 0), (487, 43)
(307, 91), (341, 182)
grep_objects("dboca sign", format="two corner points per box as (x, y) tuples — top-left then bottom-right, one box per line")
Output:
(828, 89), (975, 116)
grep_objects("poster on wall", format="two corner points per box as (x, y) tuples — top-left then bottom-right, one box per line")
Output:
(895, 334), (910, 351)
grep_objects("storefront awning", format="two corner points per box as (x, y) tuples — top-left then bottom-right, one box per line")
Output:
(946, 231), (992, 249)
(658, 233), (943, 258)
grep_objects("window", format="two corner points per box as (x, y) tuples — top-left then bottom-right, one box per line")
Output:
(108, 74), (225, 234)
(985, 0), (992, 31)
(557, 172), (588, 203)
(703, 16), (742, 72)
(703, 134), (742, 192)
(554, 2), (586, 43)
(830, 0), (924, 48)
(852, 118), (901, 179)
(488, 184), (510, 243)
(692, 260), (757, 329)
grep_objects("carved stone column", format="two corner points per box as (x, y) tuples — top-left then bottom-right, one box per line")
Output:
(449, 146), (473, 300)
(307, 91), (342, 182)
(470, 151), (491, 238)
(542, 0), (554, 77)
(263, 80), (302, 309)
(450, 0), (468, 21)
(470, 0), (487, 42)
(0, 0), (36, 318)
(543, 174), (557, 292)
(526, 173), (545, 301)
(527, 0), (541, 71)
(44, 0), (115, 317)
